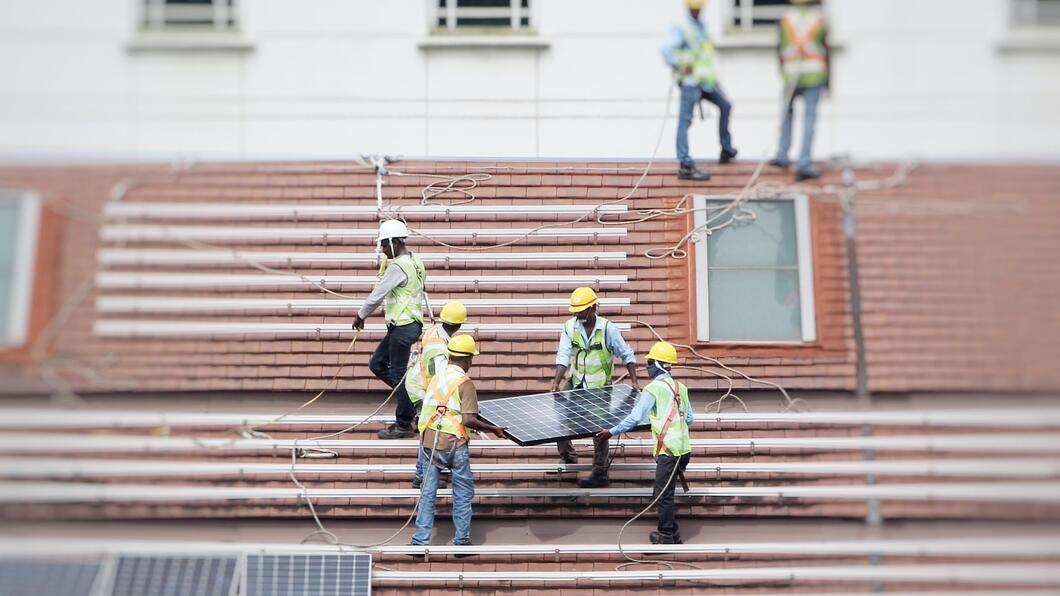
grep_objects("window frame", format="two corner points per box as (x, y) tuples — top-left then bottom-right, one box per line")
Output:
(142, 0), (238, 31)
(691, 194), (817, 344)
(727, 0), (795, 33)
(1012, 0), (1060, 27)
(435, 0), (531, 32)
(0, 191), (42, 349)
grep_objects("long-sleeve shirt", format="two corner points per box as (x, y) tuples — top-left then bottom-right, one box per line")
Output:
(356, 261), (408, 320)
(609, 374), (695, 436)
(660, 15), (711, 88)
(555, 317), (636, 367)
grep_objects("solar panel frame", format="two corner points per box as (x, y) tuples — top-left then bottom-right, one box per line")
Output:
(243, 552), (372, 596)
(105, 554), (239, 596)
(478, 384), (650, 446)
(0, 557), (104, 596)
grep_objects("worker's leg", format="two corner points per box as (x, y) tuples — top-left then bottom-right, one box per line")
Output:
(413, 445), (426, 485)
(676, 84), (700, 169)
(796, 84), (823, 173)
(411, 447), (444, 545)
(449, 443), (475, 545)
(653, 453), (682, 539)
(388, 321), (423, 430)
(701, 86), (735, 154)
(368, 329), (393, 384)
(774, 87), (800, 165)
(591, 433), (611, 478)
(555, 381), (578, 463)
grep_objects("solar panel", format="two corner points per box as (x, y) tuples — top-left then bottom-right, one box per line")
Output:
(478, 384), (649, 446)
(0, 558), (102, 596)
(107, 555), (238, 596)
(244, 553), (371, 596)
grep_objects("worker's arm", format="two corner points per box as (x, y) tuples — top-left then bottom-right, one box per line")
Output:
(351, 263), (407, 330)
(685, 395), (695, 425)
(822, 19), (831, 91)
(551, 327), (573, 392)
(660, 24), (685, 70)
(597, 389), (654, 440)
(605, 324), (640, 392)
(458, 382), (507, 439)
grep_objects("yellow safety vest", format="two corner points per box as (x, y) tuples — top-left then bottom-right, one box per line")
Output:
(780, 8), (828, 89)
(418, 363), (470, 440)
(404, 324), (448, 403)
(646, 376), (692, 457)
(566, 316), (614, 389)
(382, 253), (426, 326)
(674, 18), (718, 88)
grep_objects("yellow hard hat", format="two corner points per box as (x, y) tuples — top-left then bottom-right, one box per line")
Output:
(447, 334), (480, 357)
(568, 287), (599, 313)
(439, 301), (467, 325)
(647, 341), (679, 365)
(686, 0), (705, 8)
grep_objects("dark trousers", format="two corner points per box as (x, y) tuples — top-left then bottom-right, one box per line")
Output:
(557, 434), (611, 476)
(677, 84), (735, 167)
(654, 452), (691, 537)
(368, 321), (422, 428)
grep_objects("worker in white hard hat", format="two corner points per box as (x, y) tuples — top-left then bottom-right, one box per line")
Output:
(352, 219), (427, 439)
(661, 0), (739, 181)
(596, 341), (693, 545)
(406, 301), (468, 488)
(550, 287), (640, 488)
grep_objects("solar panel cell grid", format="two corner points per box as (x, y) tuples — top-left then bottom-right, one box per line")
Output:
(244, 553), (371, 596)
(108, 555), (238, 596)
(479, 384), (648, 446)
(0, 558), (102, 596)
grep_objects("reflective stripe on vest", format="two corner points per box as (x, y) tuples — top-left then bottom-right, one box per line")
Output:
(780, 9), (827, 88)
(404, 324), (448, 403)
(382, 253), (426, 326)
(675, 18), (718, 87)
(418, 363), (469, 440)
(566, 316), (614, 389)
(647, 377), (692, 457)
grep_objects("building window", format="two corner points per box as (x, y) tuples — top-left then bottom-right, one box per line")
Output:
(142, 0), (237, 30)
(1013, 0), (1060, 25)
(0, 192), (42, 348)
(731, 0), (794, 32)
(437, 0), (530, 31)
(692, 195), (816, 343)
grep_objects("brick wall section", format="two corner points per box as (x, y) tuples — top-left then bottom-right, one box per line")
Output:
(0, 160), (1057, 396)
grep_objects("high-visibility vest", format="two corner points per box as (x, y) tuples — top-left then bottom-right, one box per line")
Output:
(779, 7), (828, 89)
(382, 253), (425, 326)
(565, 316), (614, 389)
(674, 18), (718, 88)
(418, 363), (470, 440)
(404, 324), (448, 403)
(646, 376), (692, 457)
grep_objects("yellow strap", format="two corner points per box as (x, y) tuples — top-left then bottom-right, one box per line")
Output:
(654, 379), (682, 455)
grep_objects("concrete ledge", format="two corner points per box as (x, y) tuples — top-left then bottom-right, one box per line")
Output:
(127, 31), (254, 53)
(999, 29), (1060, 54)
(418, 35), (550, 51)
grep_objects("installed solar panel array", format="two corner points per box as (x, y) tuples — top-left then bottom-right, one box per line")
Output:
(107, 555), (239, 596)
(0, 558), (102, 596)
(479, 384), (647, 446)
(245, 553), (371, 596)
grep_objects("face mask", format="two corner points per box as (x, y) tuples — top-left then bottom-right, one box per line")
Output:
(646, 361), (670, 380)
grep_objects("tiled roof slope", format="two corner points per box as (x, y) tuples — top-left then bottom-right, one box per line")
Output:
(0, 160), (1057, 395)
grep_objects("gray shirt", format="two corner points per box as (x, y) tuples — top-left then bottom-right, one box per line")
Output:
(357, 263), (408, 320)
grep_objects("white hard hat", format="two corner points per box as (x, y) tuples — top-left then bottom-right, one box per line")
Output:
(377, 219), (409, 243)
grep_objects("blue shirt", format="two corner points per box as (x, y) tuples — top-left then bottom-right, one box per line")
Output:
(660, 15), (713, 89)
(555, 317), (636, 368)
(609, 374), (695, 436)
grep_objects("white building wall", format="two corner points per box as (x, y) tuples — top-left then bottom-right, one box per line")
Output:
(0, 0), (1057, 162)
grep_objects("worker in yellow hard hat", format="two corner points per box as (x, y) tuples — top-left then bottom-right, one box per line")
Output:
(596, 340), (693, 544)
(406, 301), (468, 488)
(351, 219), (427, 440)
(550, 287), (640, 488)
(411, 335), (507, 551)
(662, 0), (739, 181)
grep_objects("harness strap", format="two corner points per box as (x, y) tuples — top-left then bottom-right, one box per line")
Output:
(654, 378), (683, 456)
(782, 14), (826, 63)
(424, 377), (469, 440)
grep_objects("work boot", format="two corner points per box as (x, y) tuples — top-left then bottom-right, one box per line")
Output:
(576, 473), (610, 488)
(411, 476), (447, 489)
(406, 543), (427, 560)
(378, 423), (416, 439)
(649, 531), (683, 545)
(451, 540), (475, 558)
(559, 454), (578, 465)
(795, 167), (821, 182)
(769, 158), (790, 169)
(677, 164), (711, 181)
(719, 148), (738, 164)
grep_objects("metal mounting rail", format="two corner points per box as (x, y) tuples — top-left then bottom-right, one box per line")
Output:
(92, 321), (630, 337)
(96, 249), (627, 265)
(2, 481), (1059, 503)
(94, 272), (630, 289)
(2, 457), (1058, 479)
(103, 202), (629, 219)
(3, 432), (1057, 454)
(101, 225), (627, 242)
(95, 296), (631, 314)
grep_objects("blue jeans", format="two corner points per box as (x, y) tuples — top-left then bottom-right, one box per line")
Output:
(414, 444), (426, 482)
(776, 84), (823, 172)
(368, 321), (422, 428)
(676, 84), (734, 168)
(411, 442), (474, 545)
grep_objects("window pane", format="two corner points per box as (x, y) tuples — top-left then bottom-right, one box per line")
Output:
(706, 199), (798, 268)
(707, 269), (802, 341)
(0, 201), (21, 342)
(455, 0), (511, 6)
(455, 17), (512, 27)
